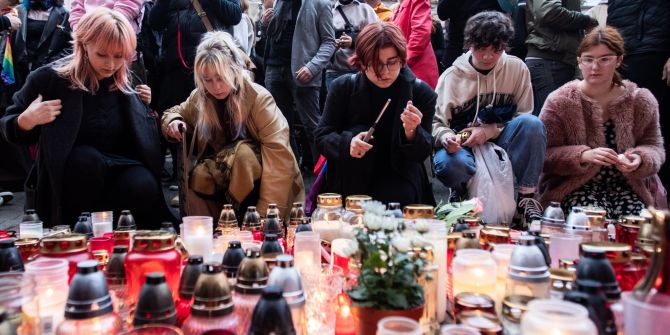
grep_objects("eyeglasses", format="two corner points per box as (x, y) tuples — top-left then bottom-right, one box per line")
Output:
(370, 58), (402, 73)
(578, 54), (618, 67)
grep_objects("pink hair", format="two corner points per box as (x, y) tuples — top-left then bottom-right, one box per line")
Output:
(54, 7), (136, 93)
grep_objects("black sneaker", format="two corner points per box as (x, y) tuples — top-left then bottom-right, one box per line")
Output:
(512, 197), (543, 230)
(0, 191), (13, 206)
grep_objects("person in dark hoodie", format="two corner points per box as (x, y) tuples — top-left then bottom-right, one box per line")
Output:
(315, 22), (436, 206)
(432, 11), (545, 229)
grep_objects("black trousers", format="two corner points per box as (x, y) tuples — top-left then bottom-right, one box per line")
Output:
(621, 52), (670, 188)
(62, 145), (167, 229)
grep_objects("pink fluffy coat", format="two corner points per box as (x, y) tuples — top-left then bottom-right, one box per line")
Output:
(539, 80), (665, 207)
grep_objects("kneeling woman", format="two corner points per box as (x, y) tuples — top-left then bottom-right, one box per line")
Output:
(163, 32), (304, 219)
(0, 8), (174, 228)
(315, 22), (437, 205)
(540, 27), (665, 218)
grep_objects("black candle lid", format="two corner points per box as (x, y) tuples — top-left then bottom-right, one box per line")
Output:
(65, 260), (114, 320)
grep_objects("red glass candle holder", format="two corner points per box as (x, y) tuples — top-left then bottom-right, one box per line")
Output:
(125, 231), (182, 309)
(90, 236), (114, 255)
(39, 233), (94, 283)
(14, 238), (41, 262)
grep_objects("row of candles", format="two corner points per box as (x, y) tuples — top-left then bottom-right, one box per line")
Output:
(1, 194), (669, 335)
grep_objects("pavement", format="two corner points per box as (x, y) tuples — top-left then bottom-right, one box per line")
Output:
(0, 158), (452, 232)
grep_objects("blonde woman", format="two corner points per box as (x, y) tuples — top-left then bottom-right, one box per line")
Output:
(0, 7), (174, 228)
(162, 31), (304, 219)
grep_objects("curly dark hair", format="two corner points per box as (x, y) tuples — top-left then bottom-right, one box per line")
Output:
(464, 11), (515, 51)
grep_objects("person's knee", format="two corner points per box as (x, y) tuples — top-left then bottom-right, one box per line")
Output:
(514, 114), (546, 139)
(433, 149), (476, 182)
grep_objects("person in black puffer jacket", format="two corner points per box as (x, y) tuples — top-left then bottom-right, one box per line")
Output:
(607, 0), (670, 188)
(149, 0), (241, 113)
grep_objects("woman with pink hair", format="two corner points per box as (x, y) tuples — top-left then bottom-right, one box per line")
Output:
(0, 7), (175, 228)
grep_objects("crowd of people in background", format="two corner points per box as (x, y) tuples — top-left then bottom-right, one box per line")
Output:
(0, 0), (667, 230)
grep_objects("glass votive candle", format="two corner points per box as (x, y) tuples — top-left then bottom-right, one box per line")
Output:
(622, 292), (670, 335)
(22, 259), (69, 334)
(293, 231), (321, 273)
(89, 236), (114, 255)
(182, 216), (214, 262)
(492, 244), (516, 312)
(453, 292), (495, 320)
(302, 264), (343, 334)
(14, 238), (40, 262)
(121, 324), (184, 334)
(19, 221), (43, 239)
(440, 324), (480, 335)
(549, 234), (582, 268)
(452, 249), (497, 299)
(521, 299), (597, 335)
(376, 316), (422, 335)
(91, 211), (114, 237)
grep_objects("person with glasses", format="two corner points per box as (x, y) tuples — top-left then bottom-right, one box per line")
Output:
(432, 11), (546, 230)
(539, 27), (665, 218)
(315, 22), (437, 206)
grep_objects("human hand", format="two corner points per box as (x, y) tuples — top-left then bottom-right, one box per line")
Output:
(443, 133), (461, 154)
(337, 32), (352, 49)
(261, 8), (274, 27)
(5, 13), (20, 31)
(295, 66), (313, 83)
(136, 84), (151, 105)
(401, 100), (422, 139)
(616, 152), (641, 173)
(17, 95), (62, 131)
(167, 120), (186, 142)
(350, 131), (373, 158)
(461, 127), (487, 147)
(662, 57), (670, 86)
(580, 147), (619, 166)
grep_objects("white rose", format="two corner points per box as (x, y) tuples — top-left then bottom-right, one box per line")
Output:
(392, 236), (411, 252)
(364, 214), (382, 231)
(381, 218), (398, 232)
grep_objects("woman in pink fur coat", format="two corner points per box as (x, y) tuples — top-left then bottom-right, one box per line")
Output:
(539, 27), (665, 218)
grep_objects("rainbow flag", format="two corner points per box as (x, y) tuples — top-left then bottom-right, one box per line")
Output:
(2, 36), (15, 85)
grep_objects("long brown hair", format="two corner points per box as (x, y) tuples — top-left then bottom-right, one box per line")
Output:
(577, 26), (625, 87)
(350, 22), (407, 78)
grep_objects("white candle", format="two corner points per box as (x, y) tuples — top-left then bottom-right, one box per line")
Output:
(312, 220), (342, 243)
(91, 211), (113, 237)
(183, 216), (214, 262)
(427, 221), (448, 324)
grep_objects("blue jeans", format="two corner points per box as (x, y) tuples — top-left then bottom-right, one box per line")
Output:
(265, 65), (321, 166)
(526, 58), (575, 115)
(433, 114), (547, 197)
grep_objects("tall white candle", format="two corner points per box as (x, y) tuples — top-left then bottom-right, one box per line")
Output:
(183, 216), (213, 262)
(428, 224), (448, 323)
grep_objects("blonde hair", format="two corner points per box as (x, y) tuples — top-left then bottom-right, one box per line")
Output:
(54, 7), (136, 94)
(193, 31), (250, 143)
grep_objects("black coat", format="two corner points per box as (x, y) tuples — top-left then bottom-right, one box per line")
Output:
(0, 66), (170, 227)
(607, 0), (670, 56)
(13, 4), (72, 87)
(149, 0), (242, 71)
(315, 68), (437, 205)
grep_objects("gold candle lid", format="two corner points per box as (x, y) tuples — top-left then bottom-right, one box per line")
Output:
(549, 268), (576, 293)
(448, 232), (462, 250)
(402, 204), (434, 219)
(132, 231), (176, 252)
(621, 215), (647, 226)
(317, 193), (343, 208)
(113, 229), (135, 243)
(92, 249), (109, 268)
(345, 195), (372, 210)
(580, 242), (631, 264)
(40, 233), (88, 254)
(559, 258), (577, 272)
